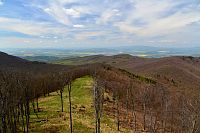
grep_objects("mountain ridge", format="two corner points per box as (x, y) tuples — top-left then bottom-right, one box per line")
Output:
(53, 54), (200, 92)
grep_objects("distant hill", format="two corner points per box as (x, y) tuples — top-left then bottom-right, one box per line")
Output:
(53, 54), (200, 92)
(0, 51), (28, 64)
(0, 51), (72, 73)
(1, 46), (200, 59)
(22, 56), (61, 62)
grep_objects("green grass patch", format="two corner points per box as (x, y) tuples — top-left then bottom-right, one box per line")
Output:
(28, 76), (131, 133)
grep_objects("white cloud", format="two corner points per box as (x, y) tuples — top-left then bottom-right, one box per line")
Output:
(43, 1), (71, 25)
(55, 0), (80, 4)
(74, 31), (106, 40)
(148, 40), (176, 43)
(0, 0), (200, 48)
(0, 0), (3, 6)
(97, 9), (121, 24)
(65, 8), (80, 18)
(0, 17), (68, 36)
(65, 6), (91, 18)
(73, 24), (85, 28)
(141, 12), (200, 36)
(130, 0), (174, 20)
(42, 1), (92, 25)
(114, 22), (141, 34)
(114, 0), (200, 36)
(44, 8), (51, 12)
(115, 12), (200, 36)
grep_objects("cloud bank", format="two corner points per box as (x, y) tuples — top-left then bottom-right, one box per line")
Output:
(0, 0), (200, 48)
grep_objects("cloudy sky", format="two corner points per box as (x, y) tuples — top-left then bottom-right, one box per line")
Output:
(0, 0), (200, 48)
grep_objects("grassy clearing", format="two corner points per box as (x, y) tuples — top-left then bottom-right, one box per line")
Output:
(28, 76), (131, 133)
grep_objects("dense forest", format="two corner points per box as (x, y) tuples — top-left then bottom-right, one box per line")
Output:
(0, 52), (200, 133)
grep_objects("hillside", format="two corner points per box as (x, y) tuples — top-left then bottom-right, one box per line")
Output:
(1, 52), (200, 132)
(53, 54), (200, 92)
(0, 52), (157, 132)
(0, 51), (28, 64)
(0, 51), (74, 73)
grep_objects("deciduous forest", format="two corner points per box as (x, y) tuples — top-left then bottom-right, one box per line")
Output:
(0, 52), (200, 132)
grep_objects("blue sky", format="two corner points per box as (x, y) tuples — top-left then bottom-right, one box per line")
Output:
(0, 0), (200, 48)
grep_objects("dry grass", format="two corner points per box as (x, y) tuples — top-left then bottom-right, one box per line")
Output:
(28, 76), (131, 133)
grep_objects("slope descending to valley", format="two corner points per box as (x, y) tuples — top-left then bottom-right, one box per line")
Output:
(0, 52), (28, 64)
(1, 52), (200, 132)
(54, 54), (200, 93)
(0, 52), (161, 132)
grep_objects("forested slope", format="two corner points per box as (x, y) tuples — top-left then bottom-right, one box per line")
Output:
(0, 52), (200, 132)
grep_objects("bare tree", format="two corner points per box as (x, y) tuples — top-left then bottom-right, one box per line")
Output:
(140, 87), (151, 131)
(68, 78), (73, 133)
(129, 83), (137, 131)
(189, 94), (200, 133)
(93, 77), (104, 133)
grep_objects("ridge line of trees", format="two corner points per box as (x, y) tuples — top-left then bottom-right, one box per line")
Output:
(1, 63), (200, 132)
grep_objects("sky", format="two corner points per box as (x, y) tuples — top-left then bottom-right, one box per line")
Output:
(0, 0), (200, 48)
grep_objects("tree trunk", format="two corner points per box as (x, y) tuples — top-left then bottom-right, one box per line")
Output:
(170, 111), (174, 133)
(191, 120), (197, 133)
(117, 96), (120, 131)
(20, 104), (26, 133)
(32, 102), (36, 113)
(98, 117), (101, 133)
(143, 103), (146, 131)
(60, 89), (63, 112)
(68, 82), (73, 133)
(126, 88), (129, 123)
(36, 97), (39, 112)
